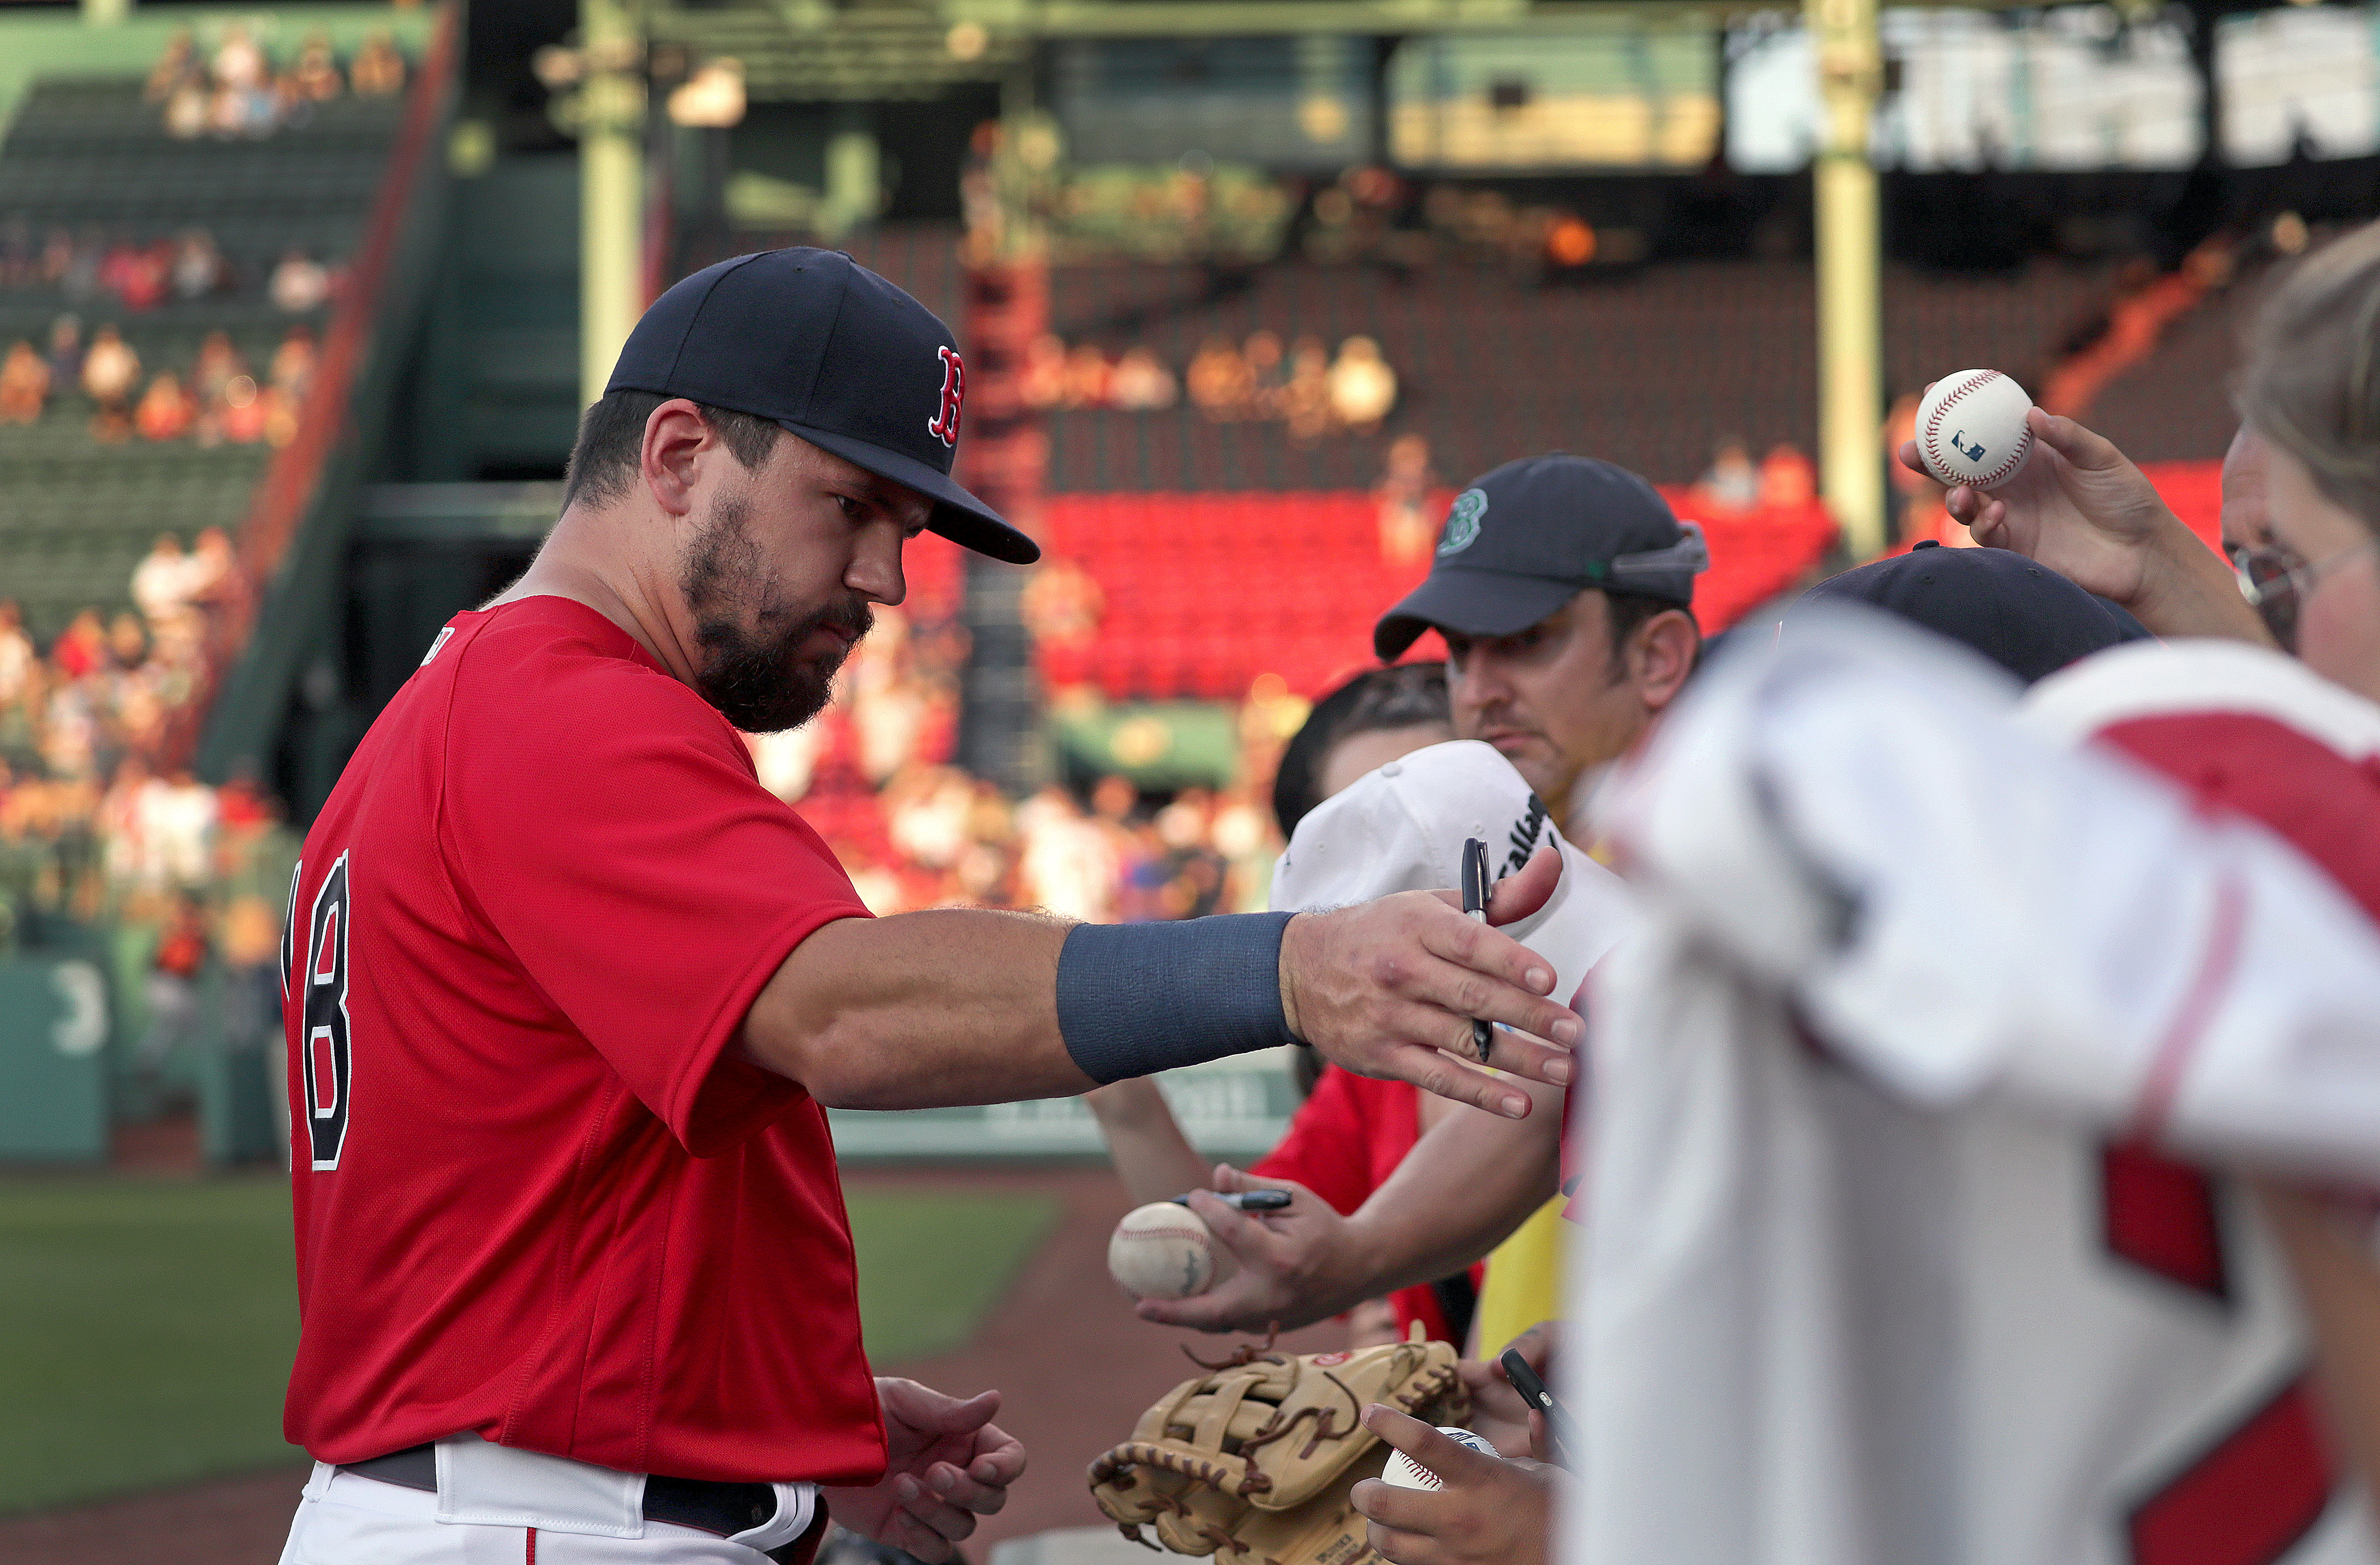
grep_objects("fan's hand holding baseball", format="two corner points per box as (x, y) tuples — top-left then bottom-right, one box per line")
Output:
(821, 1379), (1024, 1562)
(1281, 845), (1578, 1121)
(1133, 1165), (1369, 1332)
(1351, 1406), (1566, 1565)
(1897, 406), (2266, 644)
(1459, 1322), (1560, 1460)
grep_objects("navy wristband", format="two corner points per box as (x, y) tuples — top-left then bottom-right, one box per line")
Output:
(1056, 912), (1300, 1084)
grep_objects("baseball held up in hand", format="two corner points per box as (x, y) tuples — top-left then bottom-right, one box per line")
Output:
(1380, 1427), (1500, 1490)
(1108, 1202), (1222, 1301)
(1915, 370), (2035, 491)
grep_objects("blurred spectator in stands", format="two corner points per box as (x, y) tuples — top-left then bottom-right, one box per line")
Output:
(1695, 437), (1760, 512)
(190, 331), (244, 402)
(0, 603), (31, 709)
(1109, 347), (1178, 411)
(848, 608), (931, 784)
(98, 754), (154, 891)
(164, 76), (210, 140)
(1280, 334), (1336, 444)
(132, 533), (198, 633)
(1020, 332), (1067, 411)
(749, 722), (826, 804)
(886, 764), (975, 875)
(1758, 442), (1819, 510)
(50, 610), (103, 683)
(186, 526), (236, 624)
(136, 371), (196, 442)
(105, 610), (148, 674)
(1187, 335), (1254, 421)
(1327, 335), (1396, 434)
(1020, 557), (1103, 658)
(135, 889), (209, 1069)
(44, 313), (82, 389)
(218, 372), (268, 443)
(146, 28), (199, 102)
(171, 229), (226, 301)
(270, 251), (332, 313)
(350, 31), (408, 97)
(101, 239), (169, 311)
(1375, 432), (1437, 569)
(1152, 788), (1230, 919)
(1061, 342), (1112, 409)
(288, 32), (346, 103)
(272, 322), (318, 399)
(58, 228), (101, 301)
(1243, 330), (1287, 413)
(41, 671), (97, 781)
(1017, 782), (1117, 923)
(0, 339), (48, 424)
(213, 25), (267, 97)
(150, 769), (216, 889)
(82, 325), (138, 440)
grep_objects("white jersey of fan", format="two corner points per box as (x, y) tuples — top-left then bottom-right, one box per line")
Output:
(1570, 617), (2380, 1565)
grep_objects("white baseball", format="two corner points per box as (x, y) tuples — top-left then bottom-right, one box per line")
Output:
(1915, 369), (2035, 491)
(1108, 1202), (1220, 1300)
(1380, 1427), (1500, 1490)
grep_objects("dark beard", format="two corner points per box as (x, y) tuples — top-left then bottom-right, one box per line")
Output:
(680, 493), (874, 733)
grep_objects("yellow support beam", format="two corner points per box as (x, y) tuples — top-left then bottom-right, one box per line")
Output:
(1809, 0), (1885, 558)
(581, 0), (647, 411)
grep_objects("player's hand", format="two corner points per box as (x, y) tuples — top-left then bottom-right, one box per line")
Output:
(1281, 845), (1580, 1120)
(821, 1378), (1025, 1562)
(1459, 1321), (1561, 1461)
(1896, 406), (2265, 643)
(1134, 1166), (1369, 1333)
(1350, 1405), (1567, 1565)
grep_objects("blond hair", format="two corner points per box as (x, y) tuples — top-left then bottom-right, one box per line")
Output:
(2238, 219), (2380, 537)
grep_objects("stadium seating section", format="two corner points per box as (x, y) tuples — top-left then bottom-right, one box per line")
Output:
(0, 78), (407, 640)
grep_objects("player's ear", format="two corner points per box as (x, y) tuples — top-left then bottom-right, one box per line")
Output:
(640, 399), (711, 519)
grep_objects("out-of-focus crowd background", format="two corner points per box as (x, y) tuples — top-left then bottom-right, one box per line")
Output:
(0, 0), (2360, 1172)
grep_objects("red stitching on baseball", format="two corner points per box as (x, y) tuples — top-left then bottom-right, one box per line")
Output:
(1923, 372), (2028, 488)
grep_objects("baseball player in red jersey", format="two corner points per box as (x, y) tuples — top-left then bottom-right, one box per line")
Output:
(273, 249), (1583, 1565)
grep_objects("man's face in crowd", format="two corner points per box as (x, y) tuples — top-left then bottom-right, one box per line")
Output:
(675, 428), (930, 733)
(1441, 590), (1683, 810)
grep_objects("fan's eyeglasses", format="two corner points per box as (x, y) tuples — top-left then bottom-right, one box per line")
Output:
(2227, 537), (2375, 653)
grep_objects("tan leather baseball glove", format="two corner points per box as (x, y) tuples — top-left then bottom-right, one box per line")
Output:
(1087, 1330), (1468, 1564)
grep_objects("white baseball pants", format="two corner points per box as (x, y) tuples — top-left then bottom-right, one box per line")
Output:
(278, 1434), (820, 1564)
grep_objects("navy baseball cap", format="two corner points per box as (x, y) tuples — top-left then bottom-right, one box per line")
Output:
(1373, 453), (1708, 660)
(605, 248), (1039, 565)
(1798, 540), (2149, 685)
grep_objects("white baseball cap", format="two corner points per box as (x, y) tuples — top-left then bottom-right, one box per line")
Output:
(1271, 739), (1633, 1009)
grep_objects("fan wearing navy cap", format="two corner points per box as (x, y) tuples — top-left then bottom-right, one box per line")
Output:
(271, 251), (1587, 1565)
(1138, 453), (1709, 1346)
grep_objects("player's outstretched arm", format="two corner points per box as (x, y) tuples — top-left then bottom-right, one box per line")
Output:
(1134, 1099), (1561, 1332)
(740, 852), (1580, 1117)
(1898, 407), (2267, 644)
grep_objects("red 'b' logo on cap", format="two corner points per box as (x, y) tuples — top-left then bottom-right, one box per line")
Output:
(927, 346), (964, 447)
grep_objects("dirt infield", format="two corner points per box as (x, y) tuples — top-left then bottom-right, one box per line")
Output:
(0, 1164), (1338, 1564)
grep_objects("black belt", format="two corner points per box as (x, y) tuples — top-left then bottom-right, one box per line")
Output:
(339, 1444), (814, 1554)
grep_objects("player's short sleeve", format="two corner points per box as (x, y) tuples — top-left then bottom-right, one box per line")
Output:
(1253, 1065), (1394, 1216)
(442, 635), (869, 1155)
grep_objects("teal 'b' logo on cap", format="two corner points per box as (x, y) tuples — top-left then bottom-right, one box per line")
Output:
(1438, 489), (1487, 556)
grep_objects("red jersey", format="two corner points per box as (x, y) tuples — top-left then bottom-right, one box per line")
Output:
(1253, 1067), (1481, 1342)
(280, 596), (883, 1483)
